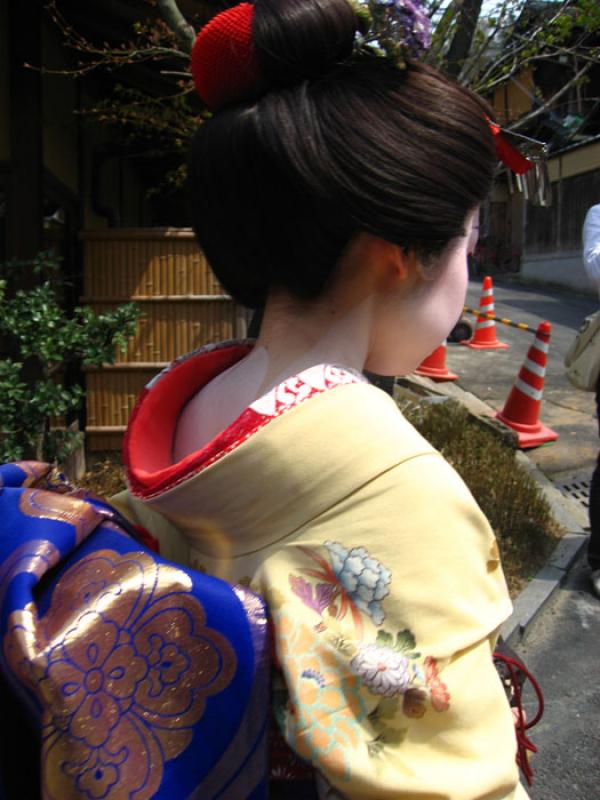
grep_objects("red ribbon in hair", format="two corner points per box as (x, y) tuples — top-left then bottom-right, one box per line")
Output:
(191, 2), (260, 111)
(487, 119), (534, 176)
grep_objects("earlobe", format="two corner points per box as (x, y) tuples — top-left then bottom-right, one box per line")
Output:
(390, 245), (423, 287)
(371, 239), (421, 292)
(391, 246), (410, 281)
(344, 233), (418, 291)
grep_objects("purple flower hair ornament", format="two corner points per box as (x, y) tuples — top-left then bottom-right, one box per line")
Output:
(353, 0), (432, 65)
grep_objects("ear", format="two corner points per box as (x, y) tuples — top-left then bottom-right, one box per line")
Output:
(375, 240), (421, 291)
(390, 246), (420, 283)
(349, 233), (418, 288)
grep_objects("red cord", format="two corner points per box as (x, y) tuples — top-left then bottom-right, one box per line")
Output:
(493, 651), (545, 786)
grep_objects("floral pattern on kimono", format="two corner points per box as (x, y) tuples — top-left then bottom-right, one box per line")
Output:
(270, 542), (451, 778)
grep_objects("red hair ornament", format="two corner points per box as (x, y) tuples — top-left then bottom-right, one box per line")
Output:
(487, 118), (534, 176)
(191, 2), (261, 111)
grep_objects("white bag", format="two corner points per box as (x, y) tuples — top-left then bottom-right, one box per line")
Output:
(564, 310), (600, 391)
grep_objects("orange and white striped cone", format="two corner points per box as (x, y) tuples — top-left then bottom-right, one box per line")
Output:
(463, 276), (509, 350)
(494, 320), (557, 448)
(415, 341), (458, 382)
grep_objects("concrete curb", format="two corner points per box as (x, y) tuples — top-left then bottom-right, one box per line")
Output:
(396, 374), (590, 647)
(500, 533), (588, 644)
(502, 452), (588, 645)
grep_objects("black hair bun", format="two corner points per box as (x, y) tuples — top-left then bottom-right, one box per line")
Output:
(253, 0), (359, 88)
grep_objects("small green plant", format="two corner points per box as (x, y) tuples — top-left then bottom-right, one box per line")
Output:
(404, 399), (561, 593)
(0, 251), (140, 463)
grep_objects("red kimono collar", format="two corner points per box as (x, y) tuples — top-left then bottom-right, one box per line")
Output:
(124, 340), (364, 500)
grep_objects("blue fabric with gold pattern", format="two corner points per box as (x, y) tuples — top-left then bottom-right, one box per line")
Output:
(0, 462), (269, 800)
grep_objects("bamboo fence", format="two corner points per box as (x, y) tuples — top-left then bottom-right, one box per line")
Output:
(83, 228), (245, 451)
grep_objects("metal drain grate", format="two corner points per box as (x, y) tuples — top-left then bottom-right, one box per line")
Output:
(558, 479), (590, 510)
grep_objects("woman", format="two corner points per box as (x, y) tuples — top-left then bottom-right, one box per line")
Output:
(115, 0), (528, 796)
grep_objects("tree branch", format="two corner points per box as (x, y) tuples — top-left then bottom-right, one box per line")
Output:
(426, 0), (448, 22)
(509, 60), (593, 131)
(475, 0), (575, 89)
(458, 0), (513, 85)
(156, 0), (196, 54)
(444, 0), (484, 79)
(43, 0), (189, 77)
(477, 41), (597, 96)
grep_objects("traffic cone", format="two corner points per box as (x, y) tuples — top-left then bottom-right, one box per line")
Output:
(415, 341), (458, 382)
(463, 276), (509, 350)
(494, 320), (557, 448)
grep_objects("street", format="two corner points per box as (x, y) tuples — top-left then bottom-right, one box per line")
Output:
(518, 551), (600, 800)
(446, 279), (598, 477)
(447, 278), (600, 799)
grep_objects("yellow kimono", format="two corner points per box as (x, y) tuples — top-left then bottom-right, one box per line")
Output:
(114, 340), (529, 799)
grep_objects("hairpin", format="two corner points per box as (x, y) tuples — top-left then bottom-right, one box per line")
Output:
(487, 118), (535, 175)
(487, 119), (552, 206)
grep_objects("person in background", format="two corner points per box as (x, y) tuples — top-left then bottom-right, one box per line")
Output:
(583, 203), (600, 596)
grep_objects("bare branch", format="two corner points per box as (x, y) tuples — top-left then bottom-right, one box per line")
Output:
(458, 11), (504, 85)
(458, 0), (522, 85)
(426, 0), (460, 63)
(156, 0), (196, 54)
(477, 42), (598, 96)
(509, 60), (593, 131)
(426, 0), (447, 21)
(43, 0), (189, 79)
(160, 70), (193, 78)
(475, 0), (575, 88)
(444, 0), (484, 79)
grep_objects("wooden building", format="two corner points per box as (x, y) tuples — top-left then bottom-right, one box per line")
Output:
(521, 136), (600, 292)
(0, 0), (243, 454)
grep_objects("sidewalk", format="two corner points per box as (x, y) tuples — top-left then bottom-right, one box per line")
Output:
(451, 280), (598, 478)
(518, 553), (600, 800)
(439, 278), (600, 798)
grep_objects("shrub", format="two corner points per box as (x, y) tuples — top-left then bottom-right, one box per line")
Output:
(0, 251), (140, 463)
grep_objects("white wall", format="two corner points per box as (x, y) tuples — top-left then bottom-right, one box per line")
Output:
(521, 251), (595, 294)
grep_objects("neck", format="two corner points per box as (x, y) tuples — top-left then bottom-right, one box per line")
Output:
(253, 288), (374, 396)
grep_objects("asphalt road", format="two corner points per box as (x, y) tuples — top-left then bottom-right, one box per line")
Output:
(447, 278), (600, 799)
(445, 278), (598, 477)
(518, 551), (600, 800)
